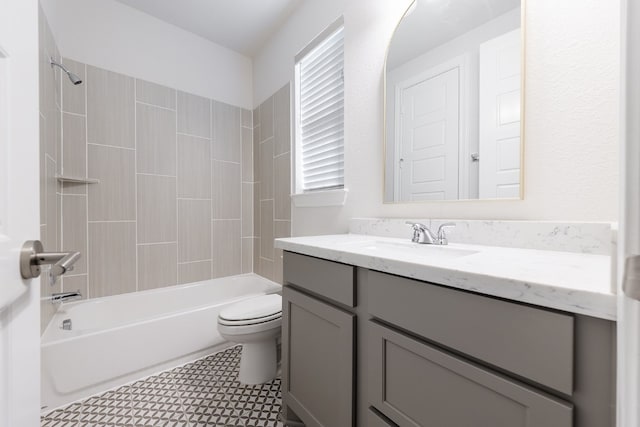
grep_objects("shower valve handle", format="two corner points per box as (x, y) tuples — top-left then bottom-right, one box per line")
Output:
(20, 240), (81, 280)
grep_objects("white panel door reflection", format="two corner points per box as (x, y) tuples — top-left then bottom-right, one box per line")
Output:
(479, 29), (521, 199)
(399, 67), (459, 201)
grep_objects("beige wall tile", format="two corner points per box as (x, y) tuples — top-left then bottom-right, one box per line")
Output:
(177, 134), (211, 199)
(253, 107), (260, 127)
(242, 183), (253, 237)
(212, 161), (240, 219)
(136, 79), (176, 109)
(241, 127), (253, 182)
(178, 199), (212, 263)
(63, 182), (87, 196)
(259, 138), (274, 200)
(87, 66), (135, 148)
(273, 84), (291, 156)
(89, 222), (136, 298)
(259, 200), (274, 261)
(177, 91), (210, 138)
(178, 261), (212, 284)
(212, 100), (241, 163)
(61, 275), (88, 300)
(137, 174), (177, 244)
(88, 144), (136, 221)
(62, 113), (86, 178)
(253, 182), (260, 238)
(212, 220), (241, 278)
(259, 96), (274, 142)
(258, 257), (274, 282)
(253, 237), (260, 273)
(138, 243), (178, 290)
(241, 238), (253, 274)
(274, 220), (291, 285)
(62, 195), (87, 275)
(136, 103), (177, 175)
(44, 157), (58, 251)
(61, 58), (86, 115)
(242, 108), (252, 128)
(253, 126), (260, 180)
(274, 153), (291, 220)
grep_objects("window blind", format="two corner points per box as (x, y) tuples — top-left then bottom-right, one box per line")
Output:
(296, 25), (344, 192)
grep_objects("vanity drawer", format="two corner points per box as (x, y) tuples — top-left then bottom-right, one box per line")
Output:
(283, 251), (355, 307)
(368, 321), (573, 427)
(367, 270), (574, 395)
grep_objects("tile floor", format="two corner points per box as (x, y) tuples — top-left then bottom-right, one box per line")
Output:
(41, 346), (283, 427)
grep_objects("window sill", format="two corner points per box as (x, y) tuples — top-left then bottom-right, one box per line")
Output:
(292, 188), (348, 208)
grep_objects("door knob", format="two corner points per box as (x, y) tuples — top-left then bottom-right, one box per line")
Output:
(20, 240), (81, 280)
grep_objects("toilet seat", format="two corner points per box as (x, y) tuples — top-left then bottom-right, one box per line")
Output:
(218, 294), (282, 327)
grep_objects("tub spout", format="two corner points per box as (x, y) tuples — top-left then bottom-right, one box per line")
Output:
(51, 290), (82, 304)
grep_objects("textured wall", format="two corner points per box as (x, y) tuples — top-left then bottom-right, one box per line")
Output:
(253, 0), (620, 236)
(253, 84), (292, 283)
(53, 60), (253, 304)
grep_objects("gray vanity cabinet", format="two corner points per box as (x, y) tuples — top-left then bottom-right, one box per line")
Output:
(368, 321), (573, 427)
(281, 252), (615, 427)
(282, 286), (355, 427)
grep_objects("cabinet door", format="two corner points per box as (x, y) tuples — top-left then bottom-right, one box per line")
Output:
(282, 286), (355, 427)
(368, 321), (573, 427)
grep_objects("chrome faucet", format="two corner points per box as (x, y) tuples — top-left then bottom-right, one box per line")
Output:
(406, 222), (456, 245)
(50, 290), (82, 304)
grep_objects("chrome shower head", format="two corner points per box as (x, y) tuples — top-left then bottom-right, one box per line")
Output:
(50, 58), (83, 85)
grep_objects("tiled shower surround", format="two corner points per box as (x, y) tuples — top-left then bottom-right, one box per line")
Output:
(39, 9), (293, 332)
(253, 86), (292, 283)
(39, 8), (62, 333)
(54, 63), (256, 301)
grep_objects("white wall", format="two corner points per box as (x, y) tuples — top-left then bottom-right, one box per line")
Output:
(254, 0), (620, 236)
(40, 0), (253, 109)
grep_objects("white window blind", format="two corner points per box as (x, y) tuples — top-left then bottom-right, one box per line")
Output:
(295, 24), (344, 192)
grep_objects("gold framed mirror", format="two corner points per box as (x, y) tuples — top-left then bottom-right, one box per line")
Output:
(384, 0), (525, 203)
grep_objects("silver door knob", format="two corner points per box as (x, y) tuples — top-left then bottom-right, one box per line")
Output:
(20, 240), (81, 280)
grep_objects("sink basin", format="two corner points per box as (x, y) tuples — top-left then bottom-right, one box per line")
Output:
(339, 239), (479, 260)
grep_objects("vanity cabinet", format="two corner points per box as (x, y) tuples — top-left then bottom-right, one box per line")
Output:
(282, 254), (356, 427)
(368, 321), (572, 427)
(281, 252), (615, 427)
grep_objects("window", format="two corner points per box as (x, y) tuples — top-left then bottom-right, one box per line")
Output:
(294, 19), (345, 195)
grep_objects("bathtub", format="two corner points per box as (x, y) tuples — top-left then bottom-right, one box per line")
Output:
(41, 274), (281, 411)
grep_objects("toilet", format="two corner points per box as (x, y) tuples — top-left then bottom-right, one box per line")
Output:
(217, 294), (282, 384)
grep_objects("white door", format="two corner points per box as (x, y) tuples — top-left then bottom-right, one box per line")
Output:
(478, 29), (521, 199)
(619, 1), (640, 425)
(0, 0), (42, 426)
(398, 67), (459, 201)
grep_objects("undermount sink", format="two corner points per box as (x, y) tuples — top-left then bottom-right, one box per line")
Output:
(340, 239), (479, 260)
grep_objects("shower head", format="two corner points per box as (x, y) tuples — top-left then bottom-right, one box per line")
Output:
(50, 58), (83, 85)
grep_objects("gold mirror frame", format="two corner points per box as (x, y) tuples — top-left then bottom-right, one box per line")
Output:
(382, 0), (527, 204)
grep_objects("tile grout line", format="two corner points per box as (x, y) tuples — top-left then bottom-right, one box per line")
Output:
(134, 78), (139, 293)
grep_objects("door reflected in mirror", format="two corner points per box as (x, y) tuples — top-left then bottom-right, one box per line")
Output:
(384, 0), (524, 203)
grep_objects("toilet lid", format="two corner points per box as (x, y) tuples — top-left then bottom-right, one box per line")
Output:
(219, 294), (282, 322)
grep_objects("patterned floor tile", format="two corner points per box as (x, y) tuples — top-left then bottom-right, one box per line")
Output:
(42, 345), (283, 427)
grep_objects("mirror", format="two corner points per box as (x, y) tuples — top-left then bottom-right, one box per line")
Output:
(384, 0), (523, 202)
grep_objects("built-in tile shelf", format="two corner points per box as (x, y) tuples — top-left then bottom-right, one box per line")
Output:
(55, 175), (100, 184)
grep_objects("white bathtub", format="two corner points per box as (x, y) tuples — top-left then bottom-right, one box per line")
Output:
(41, 274), (281, 411)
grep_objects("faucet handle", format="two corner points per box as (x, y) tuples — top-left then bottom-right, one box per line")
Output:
(436, 223), (456, 245)
(405, 221), (428, 230)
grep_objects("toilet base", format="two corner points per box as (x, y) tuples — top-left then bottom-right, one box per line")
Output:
(238, 340), (277, 384)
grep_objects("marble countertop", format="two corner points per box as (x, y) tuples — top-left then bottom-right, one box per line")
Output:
(275, 234), (616, 321)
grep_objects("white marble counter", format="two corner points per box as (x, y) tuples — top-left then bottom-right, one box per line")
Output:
(275, 234), (616, 321)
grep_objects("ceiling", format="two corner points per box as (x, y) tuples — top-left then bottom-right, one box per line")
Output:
(387, 0), (520, 69)
(114, 0), (302, 57)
